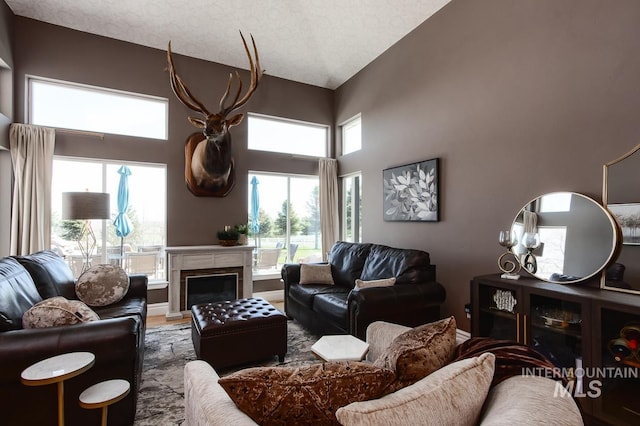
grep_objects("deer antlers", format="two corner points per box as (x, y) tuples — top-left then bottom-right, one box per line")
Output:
(167, 31), (264, 125)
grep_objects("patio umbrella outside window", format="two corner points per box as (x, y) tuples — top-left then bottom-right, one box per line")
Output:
(250, 176), (260, 246)
(113, 165), (133, 262)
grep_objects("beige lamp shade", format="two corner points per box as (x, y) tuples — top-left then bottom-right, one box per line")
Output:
(62, 192), (111, 220)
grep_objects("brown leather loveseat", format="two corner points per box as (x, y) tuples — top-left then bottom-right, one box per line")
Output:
(282, 241), (446, 339)
(0, 250), (147, 426)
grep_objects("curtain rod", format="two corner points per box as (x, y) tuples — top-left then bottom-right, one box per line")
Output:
(56, 128), (105, 140)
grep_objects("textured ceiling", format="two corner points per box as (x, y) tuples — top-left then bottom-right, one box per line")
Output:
(6, 0), (451, 89)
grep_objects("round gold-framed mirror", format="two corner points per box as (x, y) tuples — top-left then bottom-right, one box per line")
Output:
(510, 192), (618, 284)
(602, 144), (640, 293)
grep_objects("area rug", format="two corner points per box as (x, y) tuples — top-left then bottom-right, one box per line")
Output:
(134, 320), (319, 425)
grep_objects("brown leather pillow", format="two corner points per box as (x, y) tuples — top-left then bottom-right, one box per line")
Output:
(373, 316), (457, 390)
(219, 361), (395, 425)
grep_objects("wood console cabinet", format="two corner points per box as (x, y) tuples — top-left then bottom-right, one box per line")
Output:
(471, 274), (640, 426)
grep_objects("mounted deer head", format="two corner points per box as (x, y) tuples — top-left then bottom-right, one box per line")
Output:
(167, 32), (264, 196)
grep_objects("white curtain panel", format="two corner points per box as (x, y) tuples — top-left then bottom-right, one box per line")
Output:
(9, 124), (55, 255)
(319, 158), (339, 261)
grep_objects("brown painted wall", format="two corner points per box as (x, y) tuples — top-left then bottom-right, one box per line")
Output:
(0, 0), (13, 147)
(0, 1), (13, 257)
(12, 17), (333, 249)
(0, 0), (12, 67)
(335, 0), (640, 330)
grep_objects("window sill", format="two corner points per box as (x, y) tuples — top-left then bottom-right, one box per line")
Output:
(253, 271), (280, 281)
(148, 280), (168, 291)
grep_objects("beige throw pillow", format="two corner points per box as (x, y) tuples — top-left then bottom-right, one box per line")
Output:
(219, 361), (395, 425)
(336, 353), (496, 426)
(373, 316), (457, 389)
(76, 264), (129, 307)
(22, 296), (100, 328)
(354, 277), (396, 289)
(299, 263), (334, 285)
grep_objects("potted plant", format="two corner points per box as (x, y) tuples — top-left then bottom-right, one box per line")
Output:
(217, 227), (240, 246)
(234, 223), (249, 245)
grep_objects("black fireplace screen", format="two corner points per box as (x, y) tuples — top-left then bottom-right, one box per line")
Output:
(185, 273), (238, 309)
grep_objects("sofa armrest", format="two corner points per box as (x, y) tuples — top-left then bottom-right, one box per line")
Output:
(126, 274), (149, 299)
(365, 321), (411, 362)
(0, 317), (142, 425)
(0, 317), (139, 378)
(480, 376), (583, 425)
(184, 360), (257, 426)
(348, 281), (446, 339)
(281, 263), (301, 290)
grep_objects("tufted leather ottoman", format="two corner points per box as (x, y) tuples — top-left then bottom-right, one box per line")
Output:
(191, 297), (287, 370)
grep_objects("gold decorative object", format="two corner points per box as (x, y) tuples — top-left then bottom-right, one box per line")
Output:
(498, 230), (521, 280)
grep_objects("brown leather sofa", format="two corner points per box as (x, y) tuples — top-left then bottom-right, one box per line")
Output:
(282, 241), (446, 339)
(0, 250), (147, 426)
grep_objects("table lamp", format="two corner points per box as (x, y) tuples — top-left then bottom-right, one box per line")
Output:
(62, 192), (110, 274)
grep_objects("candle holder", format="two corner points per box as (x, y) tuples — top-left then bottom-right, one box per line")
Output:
(498, 230), (521, 280)
(522, 232), (541, 274)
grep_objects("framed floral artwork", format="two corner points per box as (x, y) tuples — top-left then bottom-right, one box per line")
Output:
(383, 158), (440, 222)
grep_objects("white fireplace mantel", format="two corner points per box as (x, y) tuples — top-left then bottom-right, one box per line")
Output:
(165, 245), (254, 319)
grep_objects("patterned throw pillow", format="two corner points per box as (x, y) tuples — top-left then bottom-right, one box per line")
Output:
(22, 296), (99, 328)
(76, 264), (129, 307)
(336, 353), (496, 426)
(218, 361), (395, 425)
(354, 277), (396, 289)
(299, 263), (334, 285)
(373, 316), (457, 390)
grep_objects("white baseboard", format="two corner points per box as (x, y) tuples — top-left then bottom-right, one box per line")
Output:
(147, 302), (168, 317)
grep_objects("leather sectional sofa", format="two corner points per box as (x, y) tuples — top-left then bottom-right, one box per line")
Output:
(282, 241), (446, 339)
(0, 250), (147, 426)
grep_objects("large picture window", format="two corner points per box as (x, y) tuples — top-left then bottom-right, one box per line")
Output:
(51, 158), (167, 281)
(248, 172), (322, 277)
(28, 77), (168, 140)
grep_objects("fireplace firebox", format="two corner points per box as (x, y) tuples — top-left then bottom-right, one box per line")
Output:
(185, 273), (238, 310)
(179, 266), (243, 311)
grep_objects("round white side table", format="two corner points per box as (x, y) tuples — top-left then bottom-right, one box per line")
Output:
(79, 379), (131, 426)
(21, 352), (96, 426)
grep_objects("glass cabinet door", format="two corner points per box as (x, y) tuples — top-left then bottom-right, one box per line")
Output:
(595, 306), (640, 425)
(476, 283), (520, 342)
(527, 293), (585, 370)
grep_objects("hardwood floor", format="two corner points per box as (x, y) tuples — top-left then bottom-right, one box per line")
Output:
(147, 315), (190, 328)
